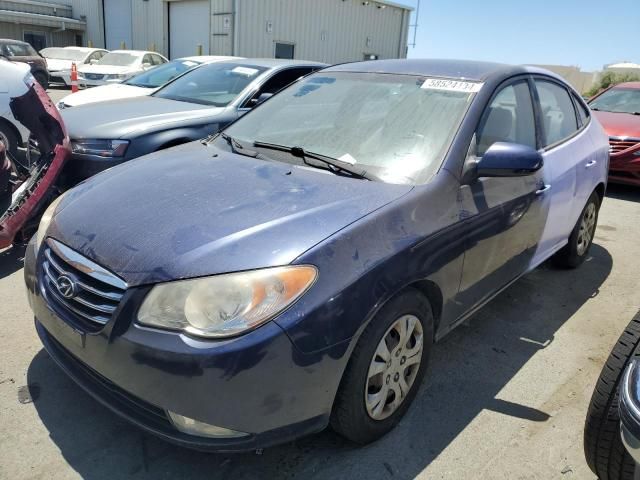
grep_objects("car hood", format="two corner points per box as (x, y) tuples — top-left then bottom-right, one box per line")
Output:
(48, 142), (411, 286)
(46, 58), (74, 72)
(593, 110), (640, 138)
(61, 96), (218, 139)
(60, 83), (153, 108)
(78, 64), (138, 75)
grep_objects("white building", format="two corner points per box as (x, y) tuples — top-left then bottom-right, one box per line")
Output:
(0, 0), (412, 63)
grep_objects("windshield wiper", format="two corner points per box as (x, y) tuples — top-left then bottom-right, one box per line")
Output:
(216, 133), (263, 159)
(252, 141), (370, 180)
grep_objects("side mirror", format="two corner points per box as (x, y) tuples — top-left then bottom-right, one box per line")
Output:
(89, 58), (98, 64)
(252, 92), (274, 106)
(476, 142), (543, 178)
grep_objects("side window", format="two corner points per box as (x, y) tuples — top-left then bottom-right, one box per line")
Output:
(151, 54), (164, 65)
(243, 67), (314, 108)
(476, 81), (537, 157)
(572, 93), (590, 127)
(534, 80), (579, 147)
(142, 54), (152, 66)
(87, 52), (102, 63)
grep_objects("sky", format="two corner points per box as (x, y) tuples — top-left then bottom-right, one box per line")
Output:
(404, 0), (639, 72)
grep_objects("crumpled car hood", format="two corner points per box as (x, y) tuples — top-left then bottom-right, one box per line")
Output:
(48, 142), (411, 286)
(61, 96), (219, 139)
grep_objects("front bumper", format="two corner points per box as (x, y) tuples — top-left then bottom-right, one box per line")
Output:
(49, 71), (71, 86)
(25, 239), (338, 451)
(58, 152), (126, 189)
(619, 359), (640, 463)
(609, 151), (640, 187)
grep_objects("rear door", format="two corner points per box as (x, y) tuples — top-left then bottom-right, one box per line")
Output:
(530, 77), (585, 262)
(456, 77), (551, 312)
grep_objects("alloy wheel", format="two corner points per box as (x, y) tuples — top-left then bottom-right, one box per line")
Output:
(365, 314), (423, 420)
(577, 202), (596, 256)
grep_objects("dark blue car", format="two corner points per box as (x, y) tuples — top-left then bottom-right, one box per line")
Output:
(25, 59), (609, 451)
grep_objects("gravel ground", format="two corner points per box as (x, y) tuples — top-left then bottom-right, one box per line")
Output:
(1, 92), (639, 479)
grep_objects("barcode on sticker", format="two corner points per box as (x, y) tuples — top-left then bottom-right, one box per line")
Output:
(421, 78), (483, 93)
(232, 66), (259, 76)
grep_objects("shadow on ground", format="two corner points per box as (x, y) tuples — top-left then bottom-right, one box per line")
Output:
(0, 244), (26, 279)
(27, 244), (613, 480)
(606, 183), (640, 203)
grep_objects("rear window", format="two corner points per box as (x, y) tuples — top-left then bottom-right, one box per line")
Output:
(1, 43), (37, 57)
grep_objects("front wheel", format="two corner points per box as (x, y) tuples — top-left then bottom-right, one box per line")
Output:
(330, 289), (434, 444)
(553, 191), (600, 268)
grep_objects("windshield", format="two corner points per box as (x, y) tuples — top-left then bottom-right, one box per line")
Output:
(153, 62), (267, 106)
(124, 59), (201, 88)
(97, 52), (139, 67)
(590, 88), (640, 114)
(223, 72), (477, 184)
(41, 48), (86, 61)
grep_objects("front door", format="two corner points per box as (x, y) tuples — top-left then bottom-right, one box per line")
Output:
(456, 78), (551, 314)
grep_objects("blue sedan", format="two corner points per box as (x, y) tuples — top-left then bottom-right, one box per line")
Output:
(24, 59), (609, 451)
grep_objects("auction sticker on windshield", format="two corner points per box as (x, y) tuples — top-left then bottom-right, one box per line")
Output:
(232, 66), (259, 77)
(421, 78), (483, 93)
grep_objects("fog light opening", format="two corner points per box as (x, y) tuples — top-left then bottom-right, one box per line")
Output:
(167, 411), (249, 439)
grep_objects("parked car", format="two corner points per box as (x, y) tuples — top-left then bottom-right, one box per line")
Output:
(0, 39), (49, 88)
(40, 47), (108, 86)
(57, 56), (241, 109)
(584, 310), (640, 480)
(0, 59), (69, 249)
(25, 59), (608, 451)
(589, 82), (640, 186)
(77, 50), (168, 87)
(0, 60), (31, 157)
(59, 59), (325, 187)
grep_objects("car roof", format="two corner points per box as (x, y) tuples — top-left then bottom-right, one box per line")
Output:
(63, 46), (105, 52)
(109, 50), (155, 56)
(325, 58), (564, 83)
(612, 82), (640, 90)
(235, 58), (327, 68)
(0, 38), (30, 46)
(177, 55), (243, 63)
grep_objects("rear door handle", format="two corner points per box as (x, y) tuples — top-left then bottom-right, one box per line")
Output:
(536, 184), (551, 195)
(585, 160), (597, 168)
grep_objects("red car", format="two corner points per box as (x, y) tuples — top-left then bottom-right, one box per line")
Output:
(589, 82), (640, 186)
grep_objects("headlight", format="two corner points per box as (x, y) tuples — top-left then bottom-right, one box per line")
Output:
(35, 193), (66, 252)
(138, 265), (318, 338)
(71, 139), (129, 157)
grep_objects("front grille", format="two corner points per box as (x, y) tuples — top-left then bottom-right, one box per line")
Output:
(41, 239), (127, 330)
(84, 73), (104, 80)
(609, 137), (640, 155)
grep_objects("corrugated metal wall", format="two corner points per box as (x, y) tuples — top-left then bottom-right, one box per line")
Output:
(5, 0), (410, 61)
(233, 0), (409, 62)
(0, 21), (77, 47)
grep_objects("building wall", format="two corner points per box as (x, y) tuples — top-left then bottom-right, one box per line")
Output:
(230, 0), (409, 62)
(0, 21), (78, 47)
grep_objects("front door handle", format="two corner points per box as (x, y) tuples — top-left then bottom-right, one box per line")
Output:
(536, 184), (551, 195)
(585, 160), (597, 168)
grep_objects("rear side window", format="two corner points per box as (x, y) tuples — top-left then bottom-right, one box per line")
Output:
(2, 43), (35, 57)
(534, 80), (579, 147)
(476, 80), (537, 156)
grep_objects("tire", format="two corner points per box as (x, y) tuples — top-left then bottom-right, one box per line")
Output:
(0, 122), (19, 159)
(553, 191), (600, 268)
(584, 312), (640, 480)
(33, 71), (49, 90)
(330, 288), (434, 444)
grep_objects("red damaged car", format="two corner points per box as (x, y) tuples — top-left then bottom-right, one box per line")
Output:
(589, 82), (640, 186)
(0, 59), (69, 249)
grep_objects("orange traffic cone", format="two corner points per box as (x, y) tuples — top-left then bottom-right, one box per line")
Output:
(71, 63), (79, 93)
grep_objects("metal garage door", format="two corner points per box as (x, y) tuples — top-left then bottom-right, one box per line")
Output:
(104, 0), (133, 50)
(170, 0), (210, 59)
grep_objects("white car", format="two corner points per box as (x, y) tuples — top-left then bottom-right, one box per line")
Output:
(78, 50), (168, 87)
(58, 56), (241, 109)
(40, 47), (109, 86)
(0, 60), (32, 157)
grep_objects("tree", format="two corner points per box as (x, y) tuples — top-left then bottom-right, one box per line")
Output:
(586, 71), (640, 97)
